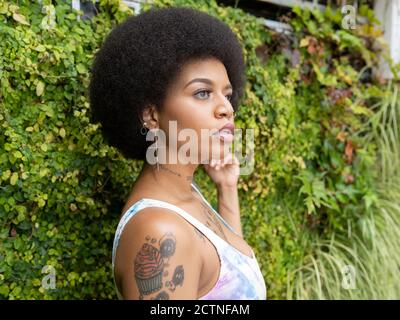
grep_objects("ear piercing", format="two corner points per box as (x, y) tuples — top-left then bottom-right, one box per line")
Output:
(140, 121), (148, 135)
(143, 121), (160, 171)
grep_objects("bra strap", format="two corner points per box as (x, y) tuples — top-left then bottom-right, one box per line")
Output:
(112, 198), (227, 265)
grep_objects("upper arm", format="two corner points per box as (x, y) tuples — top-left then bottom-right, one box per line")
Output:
(114, 207), (202, 300)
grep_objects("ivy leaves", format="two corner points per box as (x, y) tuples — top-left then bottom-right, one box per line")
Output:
(0, 0), (132, 300)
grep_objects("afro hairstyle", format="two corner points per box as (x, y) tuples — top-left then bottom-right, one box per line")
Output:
(88, 6), (246, 160)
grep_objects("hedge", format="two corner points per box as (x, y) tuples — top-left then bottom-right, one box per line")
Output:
(0, 0), (388, 299)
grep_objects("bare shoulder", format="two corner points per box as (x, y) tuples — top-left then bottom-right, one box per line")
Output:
(114, 206), (203, 300)
(118, 206), (200, 251)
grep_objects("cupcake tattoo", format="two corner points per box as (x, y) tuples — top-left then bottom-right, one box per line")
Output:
(160, 233), (176, 260)
(134, 243), (164, 299)
(134, 232), (183, 299)
(165, 265), (185, 291)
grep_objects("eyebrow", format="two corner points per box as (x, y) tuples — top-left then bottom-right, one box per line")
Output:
(184, 78), (232, 90)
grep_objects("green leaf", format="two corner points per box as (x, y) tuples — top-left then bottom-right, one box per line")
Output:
(13, 150), (23, 159)
(36, 81), (45, 96)
(13, 12), (30, 26)
(59, 127), (66, 138)
(10, 172), (18, 186)
(13, 238), (24, 250)
(0, 285), (9, 297)
(76, 63), (86, 74)
(0, 3), (9, 15)
(34, 44), (46, 52)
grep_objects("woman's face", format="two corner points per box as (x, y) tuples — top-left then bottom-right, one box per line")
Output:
(156, 58), (235, 164)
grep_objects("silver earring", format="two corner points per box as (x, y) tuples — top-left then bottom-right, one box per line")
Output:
(140, 122), (148, 135)
(155, 129), (160, 172)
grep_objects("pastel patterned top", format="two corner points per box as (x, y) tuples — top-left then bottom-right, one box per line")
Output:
(112, 182), (267, 300)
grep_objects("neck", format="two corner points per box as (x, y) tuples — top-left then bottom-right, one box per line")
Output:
(141, 161), (199, 202)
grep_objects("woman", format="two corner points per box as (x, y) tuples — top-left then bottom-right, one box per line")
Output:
(89, 6), (266, 300)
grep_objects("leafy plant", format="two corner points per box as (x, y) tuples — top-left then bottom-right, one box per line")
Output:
(0, 0), (393, 299)
(288, 81), (400, 299)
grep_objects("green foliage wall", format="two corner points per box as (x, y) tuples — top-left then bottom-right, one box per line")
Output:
(0, 0), (387, 299)
(0, 0), (137, 299)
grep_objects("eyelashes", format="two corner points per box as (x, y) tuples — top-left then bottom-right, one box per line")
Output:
(194, 89), (232, 101)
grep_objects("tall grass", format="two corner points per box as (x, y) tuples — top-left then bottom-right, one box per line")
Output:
(288, 81), (400, 299)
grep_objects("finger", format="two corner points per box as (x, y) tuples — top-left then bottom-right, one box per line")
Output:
(233, 154), (240, 165)
(225, 152), (233, 164)
(221, 152), (233, 165)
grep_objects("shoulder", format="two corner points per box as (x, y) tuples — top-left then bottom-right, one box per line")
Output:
(118, 205), (199, 247)
(114, 206), (203, 299)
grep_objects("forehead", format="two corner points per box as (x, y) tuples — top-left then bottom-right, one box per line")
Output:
(174, 58), (230, 87)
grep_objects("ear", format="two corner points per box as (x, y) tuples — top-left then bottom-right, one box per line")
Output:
(141, 105), (159, 129)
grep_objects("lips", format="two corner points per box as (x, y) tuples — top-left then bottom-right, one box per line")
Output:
(215, 123), (235, 143)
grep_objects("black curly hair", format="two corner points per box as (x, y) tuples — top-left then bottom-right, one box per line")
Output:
(89, 6), (246, 160)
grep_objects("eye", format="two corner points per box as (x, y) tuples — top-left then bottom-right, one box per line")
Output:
(194, 90), (233, 101)
(194, 90), (211, 99)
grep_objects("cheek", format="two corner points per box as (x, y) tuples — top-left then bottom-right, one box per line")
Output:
(184, 103), (215, 137)
(163, 97), (210, 130)
(182, 105), (211, 131)
(161, 97), (224, 161)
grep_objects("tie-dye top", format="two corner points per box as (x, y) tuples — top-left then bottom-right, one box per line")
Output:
(111, 182), (267, 300)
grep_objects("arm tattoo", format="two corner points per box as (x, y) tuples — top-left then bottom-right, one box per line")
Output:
(191, 190), (228, 241)
(134, 232), (184, 300)
(166, 265), (185, 291)
(151, 291), (169, 300)
(193, 227), (206, 243)
(199, 201), (228, 241)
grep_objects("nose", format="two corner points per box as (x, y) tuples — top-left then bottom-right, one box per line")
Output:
(214, 100), (235, 120)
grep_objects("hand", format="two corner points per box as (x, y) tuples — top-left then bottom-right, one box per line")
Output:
(203, 152), (240, 188)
